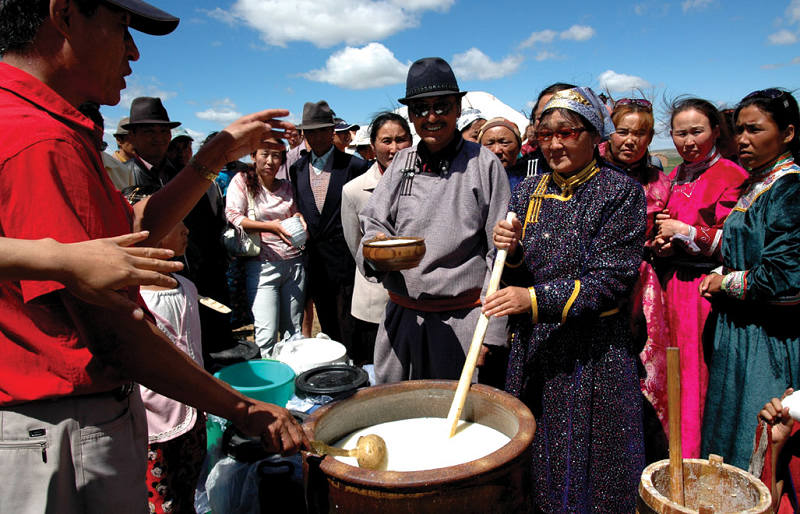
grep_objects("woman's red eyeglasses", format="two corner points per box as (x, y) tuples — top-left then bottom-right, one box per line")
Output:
(534, 127), (586, 143)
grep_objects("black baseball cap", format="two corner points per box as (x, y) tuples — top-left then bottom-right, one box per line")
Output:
(104, 0), (180, 36)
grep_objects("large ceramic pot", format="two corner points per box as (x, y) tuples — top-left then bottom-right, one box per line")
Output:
(302, 380), (535, 513)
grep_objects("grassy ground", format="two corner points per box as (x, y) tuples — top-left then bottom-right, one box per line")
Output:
(651, 148), (681, 171)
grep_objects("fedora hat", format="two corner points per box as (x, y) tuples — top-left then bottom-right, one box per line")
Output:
(103, 0), (179, 36)
(297, 101), (336, 130)
(114, 117), (130, 137)
(122, 97), (180, 129)
(398, 57), (466, 105)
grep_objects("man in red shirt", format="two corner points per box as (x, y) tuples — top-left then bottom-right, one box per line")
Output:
(0, 1), (307, 512)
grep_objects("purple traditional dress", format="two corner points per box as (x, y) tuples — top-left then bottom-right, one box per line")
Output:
(503, 160), (647, 512)
(605, 153), (672, 435)
(500, 86), (647, 512)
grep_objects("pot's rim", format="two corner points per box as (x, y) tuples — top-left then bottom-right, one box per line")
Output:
(302, 379), (536, 489)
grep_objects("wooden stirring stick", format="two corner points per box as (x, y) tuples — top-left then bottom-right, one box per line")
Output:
(446, 212), (516, 438)
(667, 346), (685, 505)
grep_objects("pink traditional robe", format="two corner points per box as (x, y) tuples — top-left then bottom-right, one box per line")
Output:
(626, 164), (672, 435)
(659, 156), (747, 458)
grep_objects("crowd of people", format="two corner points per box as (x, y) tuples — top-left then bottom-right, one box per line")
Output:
(1, 0), (799, 513)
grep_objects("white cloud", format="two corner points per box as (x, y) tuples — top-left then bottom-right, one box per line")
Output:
(765, 1), (800, 45)
(682, 0), (713, 12)
(788, 0), (800, 24)
(519, 29), (557, 48)
(195, 98), (243, 124)
(204, 7), (237, 25)
(597, 70), (652, 92)
(395, 0), (452, 9)
(534, 51), (560, 61)
(451, 48), (523, 80)
(769, 29), (799, 45)
(633, 1), (671, 16)
(185, 127), (207, 142)
(519, 25), (594, 49)
(212, 0), (453, 48)
(119, 77), (177, 110)
(183, 128), (209, 153)
(301, 43), (409, 89)
(761, 55), (800, 69)
(103, 125), (118, 139)
(560, 25), (595, 41)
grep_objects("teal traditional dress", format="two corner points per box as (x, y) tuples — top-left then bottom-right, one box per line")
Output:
(701, 153), (800, 469)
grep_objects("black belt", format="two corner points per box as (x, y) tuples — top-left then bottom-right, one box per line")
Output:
(78, 382), (135, 402)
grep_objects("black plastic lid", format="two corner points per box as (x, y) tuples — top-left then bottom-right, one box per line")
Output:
(295, 365), (369, 397)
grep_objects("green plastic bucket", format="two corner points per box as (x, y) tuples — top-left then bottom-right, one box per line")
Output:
(214, 359), (295, 407)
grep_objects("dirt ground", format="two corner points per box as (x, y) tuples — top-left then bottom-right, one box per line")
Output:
(232, 309), (321, 342)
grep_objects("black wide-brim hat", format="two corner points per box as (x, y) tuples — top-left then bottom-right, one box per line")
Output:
(104, 0), (179, 36)
(398, 57), (467, 105)
(297, 100), (336, 130)
(122, 97), (180, 129)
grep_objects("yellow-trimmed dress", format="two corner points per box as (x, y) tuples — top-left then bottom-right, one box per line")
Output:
(502, 160), (647, 512)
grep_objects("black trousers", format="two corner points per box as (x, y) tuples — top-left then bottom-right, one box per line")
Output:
(350, 318), (378, 366)
(310, 280), (356, 353)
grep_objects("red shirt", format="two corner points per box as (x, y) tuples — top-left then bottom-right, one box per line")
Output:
(0, 63), (134, 405)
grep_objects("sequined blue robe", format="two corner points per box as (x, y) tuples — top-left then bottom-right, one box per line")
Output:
(502, 162), (647, 513)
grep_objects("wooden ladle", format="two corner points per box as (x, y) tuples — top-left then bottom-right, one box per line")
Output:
(310, 434), (387, 470)
(446, 212), (516, 437)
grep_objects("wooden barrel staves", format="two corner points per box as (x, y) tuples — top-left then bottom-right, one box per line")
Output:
(637, 454), (771, 513)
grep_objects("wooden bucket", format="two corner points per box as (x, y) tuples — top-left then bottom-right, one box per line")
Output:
(637, 454), (771, 513)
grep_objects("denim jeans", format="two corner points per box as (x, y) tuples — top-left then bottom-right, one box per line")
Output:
(245, 257), (305, 358)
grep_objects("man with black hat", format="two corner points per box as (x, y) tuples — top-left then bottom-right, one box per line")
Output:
(357, 57), (511, 386)
(0, 1), (307, 511)
(125, 96), (181, 188)
(290, 100), (369, 353)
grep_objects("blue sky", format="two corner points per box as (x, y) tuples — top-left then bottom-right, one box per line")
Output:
(100, 0), (800, 151)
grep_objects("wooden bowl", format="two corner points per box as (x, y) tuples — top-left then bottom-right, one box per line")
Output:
(362, 237), (425, 271)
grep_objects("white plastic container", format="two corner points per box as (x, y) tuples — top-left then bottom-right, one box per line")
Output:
(271, 333), (348, 374)
(280, 216), (307, 248)
(782, 390), (800, 421)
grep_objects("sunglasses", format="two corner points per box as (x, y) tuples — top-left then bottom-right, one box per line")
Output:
(615, 98), (653, 111)
(534, 127), (586, 143)
(408, 99), (455, 118)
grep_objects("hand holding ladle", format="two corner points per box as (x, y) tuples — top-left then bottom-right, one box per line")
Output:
(310, 434), (387, 470)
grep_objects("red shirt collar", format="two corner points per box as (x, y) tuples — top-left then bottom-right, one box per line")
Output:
(0, 62), (104, 145)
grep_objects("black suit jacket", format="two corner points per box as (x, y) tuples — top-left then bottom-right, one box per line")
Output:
(290, 148), (369, 285)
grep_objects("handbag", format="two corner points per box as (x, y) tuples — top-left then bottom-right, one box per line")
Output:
(223, 190), (261, 257)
